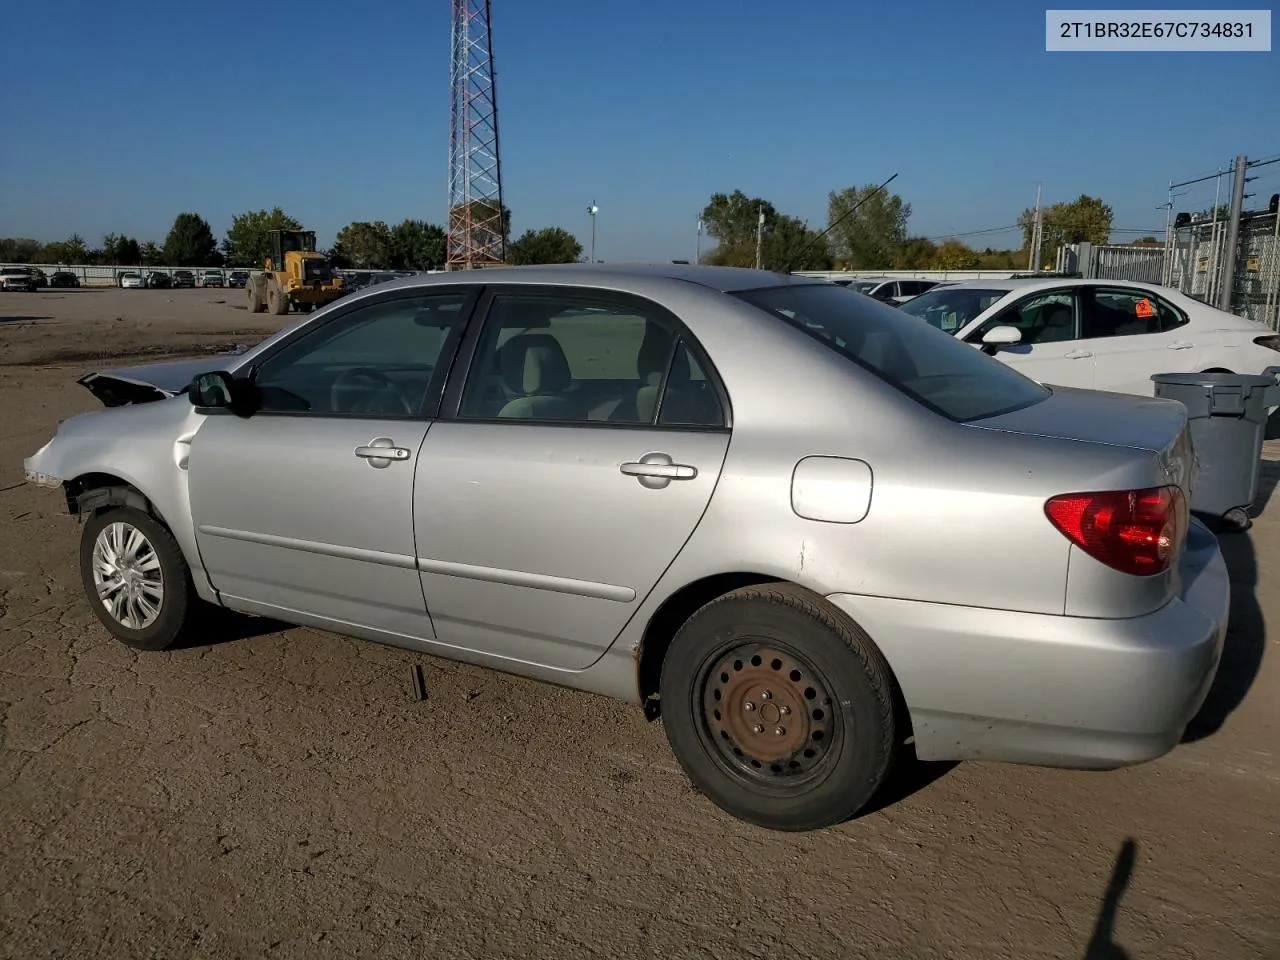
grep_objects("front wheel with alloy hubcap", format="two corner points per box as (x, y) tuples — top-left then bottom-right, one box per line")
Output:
(79, 506), (196, 651)
(660, 584), (898, 831)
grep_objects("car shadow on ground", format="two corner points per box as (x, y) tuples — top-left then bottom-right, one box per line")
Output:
(170, 607), (292, 651)
(1081, 838), (1137, 960)
(858, 750), (958, 817)
(1181, 519), (1264, 743)
(0, 315), (52, 324)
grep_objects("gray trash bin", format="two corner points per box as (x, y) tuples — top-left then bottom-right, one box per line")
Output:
(1151, 370), (1280, 532)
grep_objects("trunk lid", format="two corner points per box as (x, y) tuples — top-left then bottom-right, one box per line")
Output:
(971, 384), (1194, 494)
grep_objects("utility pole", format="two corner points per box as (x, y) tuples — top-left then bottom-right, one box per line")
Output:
(755, 204), (764, 270)
(1219, 154), (1247, 312)
(696, 217), (703, 265)
(587, 202), (598, 263)
(1028, 184), (1043, 271)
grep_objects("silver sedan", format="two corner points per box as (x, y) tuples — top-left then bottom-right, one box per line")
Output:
(23, 264), (1228, 831)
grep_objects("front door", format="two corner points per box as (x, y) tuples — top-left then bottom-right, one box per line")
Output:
(414, 287), (731, 670)
(188, 288), (475, 638)
(962, 287), (1095, 389)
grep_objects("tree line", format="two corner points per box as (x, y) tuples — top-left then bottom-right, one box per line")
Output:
(1, 189), (1125, 272)
(698, 187), (1120, 272)
(0, 204), (585, 271)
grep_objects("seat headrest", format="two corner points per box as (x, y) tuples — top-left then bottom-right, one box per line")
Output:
(499, 333), (571, 394)
(636, 323), (689, 387)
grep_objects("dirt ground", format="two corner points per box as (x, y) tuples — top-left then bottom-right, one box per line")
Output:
(1, 288), (1277, 960)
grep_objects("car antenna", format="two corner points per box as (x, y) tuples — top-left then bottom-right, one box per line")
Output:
(781, 172), (899, 275)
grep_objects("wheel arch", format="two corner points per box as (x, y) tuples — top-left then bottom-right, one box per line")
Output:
(64, 472), (167, 527)
(635, 573), (912, 742)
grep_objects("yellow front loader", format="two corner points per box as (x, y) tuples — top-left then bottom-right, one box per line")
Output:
(246, 229), (345, 315)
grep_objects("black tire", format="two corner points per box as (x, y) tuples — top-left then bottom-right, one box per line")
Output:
(660, 584), (897, 831)
(78, 506), (195, 652)
(267, 281), (289, 316)
(247, 280), (265, 313)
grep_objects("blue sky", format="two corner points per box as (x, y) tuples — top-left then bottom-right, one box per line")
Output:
(2, 0), (1277, 260)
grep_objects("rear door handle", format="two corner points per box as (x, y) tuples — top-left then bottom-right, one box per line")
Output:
(355, 437), (412, 468)
(1167, 341), (1194, 350)
(621, 452), (697, 489)
(1064, 349), (1093, 359)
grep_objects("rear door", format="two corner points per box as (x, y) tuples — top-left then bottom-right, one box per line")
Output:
(962, 287), (1095, 388)
(1083, 285), (1192, 396)
(414, 286), (731, 670)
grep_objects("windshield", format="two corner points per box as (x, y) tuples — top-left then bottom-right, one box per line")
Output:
(898, 287), (1011, 334)
(735, 283), (1049, 423)
(303, 258), (332, 282)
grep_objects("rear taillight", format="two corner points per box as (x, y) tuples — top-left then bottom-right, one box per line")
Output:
(1044, 485), (1186, 577)
(1254, 335), (1280, 352)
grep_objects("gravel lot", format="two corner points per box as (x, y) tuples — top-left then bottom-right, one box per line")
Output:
(1, 288), (1278, 960)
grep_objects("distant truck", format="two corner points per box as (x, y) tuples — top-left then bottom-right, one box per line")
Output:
(246, 229), (345, 315)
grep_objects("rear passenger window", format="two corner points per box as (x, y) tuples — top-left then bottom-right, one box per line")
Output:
(1085, 288), (1186, 338)
(457, 293), (725, 428)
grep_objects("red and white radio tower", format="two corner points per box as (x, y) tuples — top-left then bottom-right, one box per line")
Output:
(446, 0), (505, 269)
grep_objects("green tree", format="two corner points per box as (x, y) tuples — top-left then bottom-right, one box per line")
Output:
(224, 207), (303, 267)
(507, 226), (584, 265)
(893, 237), (938, 269)
(390, 219), (446, 270)
(1018, 194), (1113, 251)
(932, 239), (980, 269)
(0, 238), (44, 262)
(101, 234), (142, 265)
(700, 190), (779, 266)
(41, 233), (89, 264)
(140, 241), (162, 265)
(334, 220), (394, 268)
(826, 184), (912, 269)
(162, 212), (219, 266)
(760, 215), (832, 271)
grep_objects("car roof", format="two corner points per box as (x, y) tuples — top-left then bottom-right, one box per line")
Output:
(923, 277), (1172, 295)
(342, 263), (810, 296)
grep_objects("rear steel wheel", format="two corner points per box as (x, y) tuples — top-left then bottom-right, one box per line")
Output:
(701, 642), (838, 783)
(660, 584), (897, 831)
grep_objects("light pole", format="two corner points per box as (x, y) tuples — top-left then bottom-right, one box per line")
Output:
(587, 202), (598, 262)
(696, 217), (703, 264)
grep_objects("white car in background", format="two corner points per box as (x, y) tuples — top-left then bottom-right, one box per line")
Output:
(118, 272), (146, 289)
(898, 278), (1280, 397)
(832, 276), (938, 304)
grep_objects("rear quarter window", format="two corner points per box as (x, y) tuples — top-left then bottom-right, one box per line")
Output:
(735, 283), (1050, 423)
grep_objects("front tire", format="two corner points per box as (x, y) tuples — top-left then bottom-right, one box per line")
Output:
(267, 281), (289, 315)
(660, 584), (897, 831)
(79, 506), (195, 651)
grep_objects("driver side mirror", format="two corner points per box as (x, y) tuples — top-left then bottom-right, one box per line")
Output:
(189, 370), (254, 416)
(980, 325), (1022, 355)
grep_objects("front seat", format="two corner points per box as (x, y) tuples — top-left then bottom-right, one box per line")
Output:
(1035, 303), (1075, 343)
(496, 333), (578, 420)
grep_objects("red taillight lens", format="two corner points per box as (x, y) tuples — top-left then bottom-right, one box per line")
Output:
(1044, 485), (1186, 577)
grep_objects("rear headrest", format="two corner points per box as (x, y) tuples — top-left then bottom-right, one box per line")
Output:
(499, 333), (571, 394)
(636, 323), (690, 386)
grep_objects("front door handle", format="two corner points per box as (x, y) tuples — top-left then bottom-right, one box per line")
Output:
(621, 452), (697, 489)
(1064, 349), (1093, 359)
(1167, 341), (1194, 350)
(355, 436), (411, 468)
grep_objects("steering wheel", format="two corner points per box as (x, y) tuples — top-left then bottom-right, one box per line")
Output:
(330, 367), (414, 416)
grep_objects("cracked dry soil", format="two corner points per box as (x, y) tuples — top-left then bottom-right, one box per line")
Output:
(1, 289), (1278, 960)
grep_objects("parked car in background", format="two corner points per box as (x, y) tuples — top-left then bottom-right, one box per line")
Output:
(171, 270), (195, 288)
(146, 271), (171, 289)
(23, 264), (1227, 832)
(898, 277), (1280, 398)
(48, 270), (80, 288)
(28, 267), (47, 289)
(118, 272), (146, 289)
(227, 270), (250, 288)
(833, 276), (938, 304)
(0, 267), (35, 291)
(200, 270), (224, 288)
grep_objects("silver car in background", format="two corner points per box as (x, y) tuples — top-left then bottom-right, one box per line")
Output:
(23, 264), (1228, 831)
